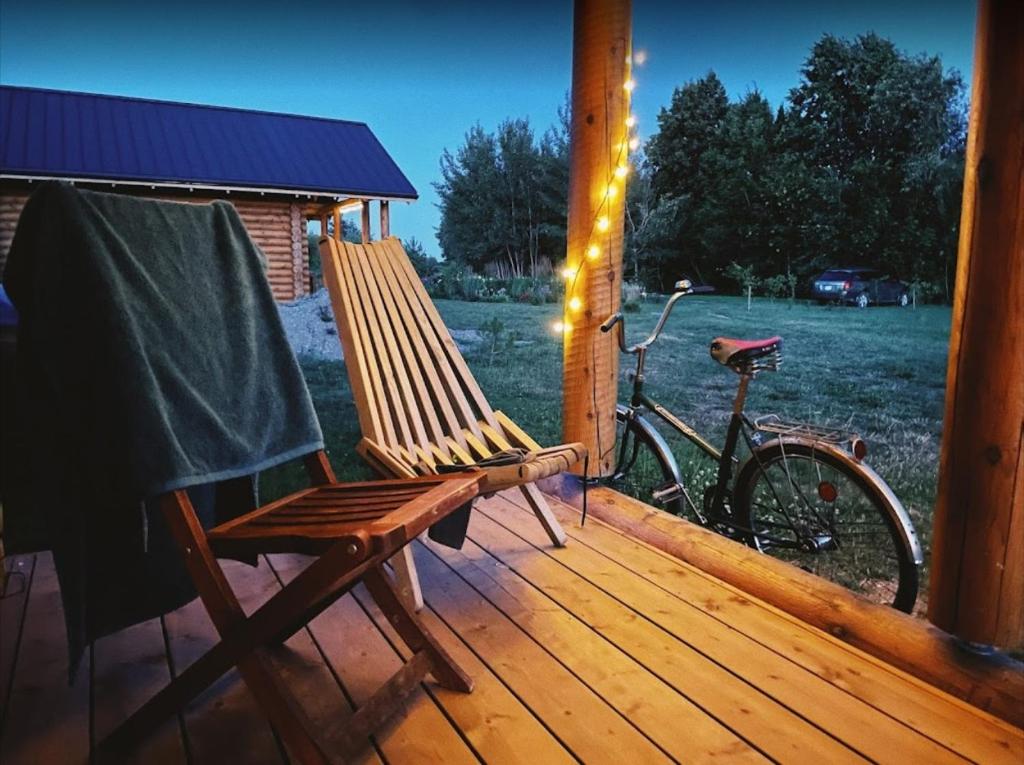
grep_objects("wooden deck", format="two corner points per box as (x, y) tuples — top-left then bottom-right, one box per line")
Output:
(2, 491), (1021, 764)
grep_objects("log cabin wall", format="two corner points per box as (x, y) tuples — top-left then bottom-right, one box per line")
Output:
(0, 186), (310, 302)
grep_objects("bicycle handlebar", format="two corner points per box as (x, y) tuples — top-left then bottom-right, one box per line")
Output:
(600, 280), (714, 354)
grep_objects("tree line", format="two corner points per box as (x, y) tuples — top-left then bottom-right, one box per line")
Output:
(434, 33), (967, 300)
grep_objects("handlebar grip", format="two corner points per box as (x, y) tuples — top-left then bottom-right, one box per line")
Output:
(600, 312), (623, 333)
(692, 285), (715, 294)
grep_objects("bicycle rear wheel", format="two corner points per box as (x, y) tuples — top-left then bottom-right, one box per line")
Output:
(733, 441), (919, 612)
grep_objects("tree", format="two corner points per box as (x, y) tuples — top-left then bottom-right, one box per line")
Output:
(435, 113), (570, 277)
(403, 236), (439, 279)
(638, 34), (966, 296)
(780, 33), (966, 291)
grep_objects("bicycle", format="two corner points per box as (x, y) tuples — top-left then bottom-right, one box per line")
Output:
(601, 280), (923, 611)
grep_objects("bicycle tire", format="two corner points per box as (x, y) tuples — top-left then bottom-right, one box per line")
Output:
(733, 441), (919, 612)
(611, 406), (686, 517)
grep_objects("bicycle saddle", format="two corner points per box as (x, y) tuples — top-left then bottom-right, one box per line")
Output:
(710, 336), (783, 371)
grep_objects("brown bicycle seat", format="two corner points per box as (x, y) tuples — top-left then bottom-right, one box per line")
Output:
(709, 336), (782, 368)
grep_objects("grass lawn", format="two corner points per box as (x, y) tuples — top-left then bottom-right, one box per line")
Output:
(265, 294), (950, 591)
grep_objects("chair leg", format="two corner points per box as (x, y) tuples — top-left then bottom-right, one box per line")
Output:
(389, 544), (425, 611)
(520, 483), (568, 547)
(363, 564), (472, 693)
(134, 492), (337, 765)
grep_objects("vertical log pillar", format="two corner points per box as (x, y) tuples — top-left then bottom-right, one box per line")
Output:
(562, 0), (632, 476)
(928, 0), (1023, 650)
(361, 201), (372, 244)
(380, 200), (391, 239)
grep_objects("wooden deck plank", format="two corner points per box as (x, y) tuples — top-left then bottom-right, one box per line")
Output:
(0, 553), (34, 726)
(353, 582), (580, 765)
(267, 554), (478, 765)
(415, 538), (775, 763)
(91, 616), (188, 763)
(0, 552), (91, 764)
(163, 560), (286, 765)
(407, 544), (674, 763)
(498, 492), (1024, 764)
(474, 498), (969, 764)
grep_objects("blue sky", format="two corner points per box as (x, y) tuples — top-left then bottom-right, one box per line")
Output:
(0, 0), (975, 257)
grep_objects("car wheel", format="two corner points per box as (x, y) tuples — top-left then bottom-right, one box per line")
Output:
(856, 293), (869, 309)
(898, 293), (909, 307)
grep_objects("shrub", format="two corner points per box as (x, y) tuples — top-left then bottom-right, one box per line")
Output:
(724, 261), (759, 294)
(622, 281), (644, 312)
(761, 273), (798, 303)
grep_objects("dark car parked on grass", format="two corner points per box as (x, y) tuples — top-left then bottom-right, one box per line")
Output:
(811, 267), (909, 308)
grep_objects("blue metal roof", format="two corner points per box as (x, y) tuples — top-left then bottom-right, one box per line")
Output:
(0, 85), (417, 199)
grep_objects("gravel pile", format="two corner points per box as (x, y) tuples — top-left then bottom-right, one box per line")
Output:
(277, 289), (483, 362)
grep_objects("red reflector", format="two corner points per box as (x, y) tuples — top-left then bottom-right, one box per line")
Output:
(818, 481), (838, 503)
(852, 439), (868, 460)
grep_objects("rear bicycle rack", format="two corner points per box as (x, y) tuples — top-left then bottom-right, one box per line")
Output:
(753, 414), (867, 458)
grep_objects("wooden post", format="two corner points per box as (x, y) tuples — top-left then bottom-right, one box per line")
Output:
(332, 209), (341, 242)
(361, 201), (371, 244)
(928, 0), (1023, 650)
(380, 200), (390, 239)
(562, 0), (632, 476)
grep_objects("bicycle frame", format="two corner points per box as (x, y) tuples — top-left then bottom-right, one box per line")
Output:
(616, 340), (751, 522)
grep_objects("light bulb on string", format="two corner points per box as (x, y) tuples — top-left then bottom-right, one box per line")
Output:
(625, 115), (637, 128)
(628, 137), (641, 152)
(561, 266), (577, 280)
(623, 79), (636, 92)
(597, 216), (610, 232)
(587, 244), (600, 259)
(605, 184), (618, 200)
(614, 165), (629, 179)
(568, 296), (582, 312)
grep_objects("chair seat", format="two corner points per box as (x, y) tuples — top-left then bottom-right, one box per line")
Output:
(207, 474), (482, 558)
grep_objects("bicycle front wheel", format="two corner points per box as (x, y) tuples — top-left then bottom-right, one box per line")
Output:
(611, 406), (686, 517)
(733, 441), (919, 612)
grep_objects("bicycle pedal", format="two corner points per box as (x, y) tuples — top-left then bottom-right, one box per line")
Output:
(652, 482), (684, 505)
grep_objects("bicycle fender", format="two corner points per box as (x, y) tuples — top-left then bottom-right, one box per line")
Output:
(742, 436), (924, 565)
(616, 404), (684, 487)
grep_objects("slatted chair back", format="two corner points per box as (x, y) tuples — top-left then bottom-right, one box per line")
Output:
(322, 236), (527, 476)
(322, 235), (580, 614)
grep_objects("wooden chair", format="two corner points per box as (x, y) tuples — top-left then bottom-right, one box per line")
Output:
(321, 236), (587, 607)
(100, 453), (483, 764)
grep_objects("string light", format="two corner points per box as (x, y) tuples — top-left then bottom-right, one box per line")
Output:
(558, 40), (636, 345)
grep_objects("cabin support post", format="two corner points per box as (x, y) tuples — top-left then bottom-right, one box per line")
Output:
(928, 0), (1023, 650)
(380, 200), (390, 239)
(361, 201), (372, 244)
(562, 0), (632, 476)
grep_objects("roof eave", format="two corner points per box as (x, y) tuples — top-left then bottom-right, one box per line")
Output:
(0, 173), (419, 203)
